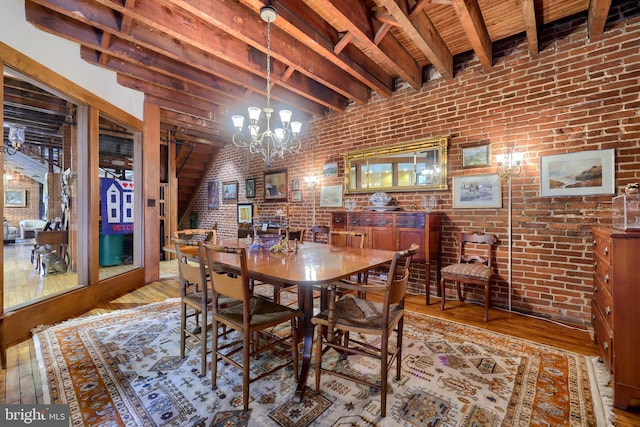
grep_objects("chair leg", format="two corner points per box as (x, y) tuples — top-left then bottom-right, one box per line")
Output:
(291, 318), (299, 381)
(484, 282), (490, 322)
(440, 278), (446, 311)
(211, 319), (219, 389)
(314, 325), (324, 392)
(395, 319), (403, 381)
(425, 263), (431, 305)
(180, 303), (187, 359)
(380, 334), (388, 417)
(243, 329), (251, 411)
(199, 309), (207, 376)
(456, 281), (464, 301)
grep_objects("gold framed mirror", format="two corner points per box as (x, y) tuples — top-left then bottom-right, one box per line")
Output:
(344, 136), (449, 194)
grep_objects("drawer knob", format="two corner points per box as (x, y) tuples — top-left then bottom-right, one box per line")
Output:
(605, 306), (611, 316)
(593, 261), (598, 269)
(593, 285), (598, 293)
(603, 247), (609, 256)
(603, 342), (609, 351)
(604, 274), (609, 283)
(593, 239), (597, 247)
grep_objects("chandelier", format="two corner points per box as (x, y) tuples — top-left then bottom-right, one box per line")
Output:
(1, 123), (25, 155)
(231, 4), (302, 168)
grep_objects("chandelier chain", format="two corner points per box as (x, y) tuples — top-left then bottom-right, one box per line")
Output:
(266, 20), (271, 109)
(230, 4), (302, 168)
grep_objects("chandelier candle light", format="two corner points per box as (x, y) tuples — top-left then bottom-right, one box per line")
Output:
(231, 4), (302, 168)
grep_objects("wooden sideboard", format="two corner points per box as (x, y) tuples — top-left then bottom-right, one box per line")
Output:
(331, 211), (441, 303)
(591, 227), (640, 410)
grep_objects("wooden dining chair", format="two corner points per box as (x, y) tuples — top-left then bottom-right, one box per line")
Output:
(311, 225), (331, 244)
(329, 230), (366, 248)
(440, 232), (497, 322)
(312, 244), (419, 417)
(174, 238), (212, 377)
(173, 224), (217, 245)
(279, 227), (305, 243)
(201, 242), (302, 411)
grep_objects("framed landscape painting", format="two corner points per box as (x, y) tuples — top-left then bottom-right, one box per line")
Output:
(4, 189), (26, 207)
(540, 149), (614, 197)
(452, 174), (501, 209)
(462, 145), (490, 168)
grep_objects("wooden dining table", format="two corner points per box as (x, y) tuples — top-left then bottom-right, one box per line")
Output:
(171, 239), (397, 402)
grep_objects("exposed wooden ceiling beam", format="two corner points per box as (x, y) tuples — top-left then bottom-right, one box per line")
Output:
(311, 0), (423, 89)
(375, 0), (454, 81)
(522, 0), (539, 55)
(240, 0), (394, 99)
(588, 0), (613, 41)
(163, 0), (369, 105)
(451, 0), (492, 70)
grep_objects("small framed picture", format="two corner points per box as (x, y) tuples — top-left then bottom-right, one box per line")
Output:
(237, 203), (253, 224)
(264, 169), (288, 202)
(323, 162), (338, 177)
(208, 181), (220, 209)
(223, 181), (238, 201)
(462, 145), (490, 168)
(291, 189), (303, 202)
(245, 178), (256, 198)
(292, 178), (300, 190)
(452, 173), (502, 209)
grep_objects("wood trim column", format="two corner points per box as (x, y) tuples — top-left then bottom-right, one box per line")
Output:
(143, 100), (160, 283)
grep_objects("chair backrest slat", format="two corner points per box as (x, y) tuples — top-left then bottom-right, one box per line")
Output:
(457, 232), (496, 267)
(329, 230), (367, 248)
(201, 242), (250, 306)
(174, 238), (209, 303)
(173, 225), (218, 245)
(387, 243), (419, 306)
(311, 225), (330, 244)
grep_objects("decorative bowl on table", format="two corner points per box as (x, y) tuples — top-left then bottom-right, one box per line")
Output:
(256, 233), (282, 250)
(369, 192), (392, 207)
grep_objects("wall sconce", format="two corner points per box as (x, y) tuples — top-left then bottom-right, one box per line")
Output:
(304, 174), (318, 189)
(496, 149), (523, 179)
(1, 124), (26, 155)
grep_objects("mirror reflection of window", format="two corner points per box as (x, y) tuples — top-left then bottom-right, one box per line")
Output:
(345, 137), (448, 193)
(3, 67), (81, 309)
(98, 114), (140, 280)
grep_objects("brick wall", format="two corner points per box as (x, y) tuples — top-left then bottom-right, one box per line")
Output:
(185, 3), (640, 325)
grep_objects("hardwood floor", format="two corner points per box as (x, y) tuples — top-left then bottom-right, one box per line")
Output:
(2, 239), (140, 309)
(2, 239), (79, 308)
(1, 260), (639, 425)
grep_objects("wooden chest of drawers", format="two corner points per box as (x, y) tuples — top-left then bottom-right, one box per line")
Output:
(331, 211), (441, 303)
(592, 227), (640, 410)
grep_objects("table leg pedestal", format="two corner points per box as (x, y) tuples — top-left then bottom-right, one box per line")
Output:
(294, 284), (315, 402)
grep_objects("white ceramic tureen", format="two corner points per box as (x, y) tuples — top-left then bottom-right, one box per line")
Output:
(369, 192), (392, 207)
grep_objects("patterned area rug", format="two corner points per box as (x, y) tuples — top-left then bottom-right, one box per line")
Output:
(34, 299), (612, 426)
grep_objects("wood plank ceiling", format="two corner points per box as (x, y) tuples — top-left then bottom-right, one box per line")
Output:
(11, 0), (616, 215)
